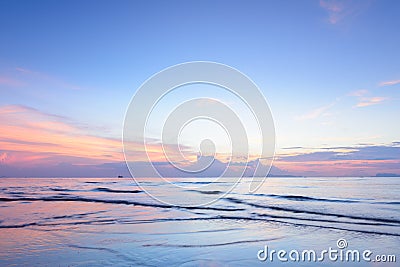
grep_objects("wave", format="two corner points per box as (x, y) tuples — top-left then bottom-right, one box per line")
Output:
(173, 181), (226, 185)
(45, 210), (107, 220)
(149, 227), (243, 236)
(93, 187), (142, 194)
(215, 215), (400, 237)
(5, 191), (26, 195)
(143, 237), (281, 248)
(253, 193), (358, 203)
(253, 212), (395, 227)
(1, 213), (399, 237)
(224, 197), (400, 224)
(187, 189), (223, 195)
(50, 188), (80, 192)
(376, 201), (400, 205)
(0, 218), (118, 228)
(49, 187), (142, 194)
(0, 196), (245, 212)
(67, 244), (151, 266)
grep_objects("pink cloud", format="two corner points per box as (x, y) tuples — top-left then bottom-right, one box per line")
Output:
(319, 0), (369, 25)
(274, 143), (400, 176)
(0, 105), (199, 170)
(295, 101), (336, 120)
(15, 67), (33, 74)
(0, 105), (137, 166)
(348, 89), (368, 97)
(15, 66), (83, 90)
(379, 79), (400, 87)
(356, 97), (387, 107)
(319, 0), (344, 24)
(275, 159), (400, 177)
(0, 75), (25, 87)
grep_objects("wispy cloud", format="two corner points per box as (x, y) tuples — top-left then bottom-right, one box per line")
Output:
(1, 105), (398, 178)
(0, 105), (123, 165)
(0, 75), (25, 87)
(348, 89), (368, 97)
(0, 104), (203, 173)
(319, 0), (369, 25)
(274, 143), (400, 176)
(15, 67), (83, 90)
(378, 79), (400, 87)
(0, 105), (276, 177)
(279, 145), (400, 162)
(319, 0), (344, 24)
(295, 101), (335, 120)
(348, 89), (388, 108)
(15, 67), (33, 74)
(356, 97), (387, 107)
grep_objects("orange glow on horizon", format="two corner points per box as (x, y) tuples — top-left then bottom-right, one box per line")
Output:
(1, 105), (398, 177)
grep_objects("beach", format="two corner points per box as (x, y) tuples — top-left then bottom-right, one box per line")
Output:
(0, 177), (398, 266)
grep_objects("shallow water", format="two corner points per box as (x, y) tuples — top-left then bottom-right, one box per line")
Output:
(0, 177), (399, 266)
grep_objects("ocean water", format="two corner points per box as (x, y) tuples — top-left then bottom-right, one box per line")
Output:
(0, 177), (399, 266)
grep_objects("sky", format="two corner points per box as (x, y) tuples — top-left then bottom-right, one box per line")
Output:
(0, 0), (399, 177)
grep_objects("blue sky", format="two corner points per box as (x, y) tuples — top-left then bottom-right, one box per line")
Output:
(0, 0), (399, 177)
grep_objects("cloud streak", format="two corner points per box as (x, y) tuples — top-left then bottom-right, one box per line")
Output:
(1, 105), (398, 177)
(295, 101), (335, 120)
(0, 105), (123, 165)
(0, 105), (204, 177)
(356, 97), (387, 107)
(0, 105), (188, 166)
(274, 143), (400, 176)
(15, 67), (83, 91)
(319, 0), (344, 24)
(319, 0), (369, 25)
(348, 89), (368, 97)
(0, 75), (25, 87)
(379, 79), (400, 87)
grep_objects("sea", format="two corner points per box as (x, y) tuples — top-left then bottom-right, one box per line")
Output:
(0, 177), (399, 266)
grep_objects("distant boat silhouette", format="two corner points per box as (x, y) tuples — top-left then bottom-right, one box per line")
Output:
(118, 175), (123, 178)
